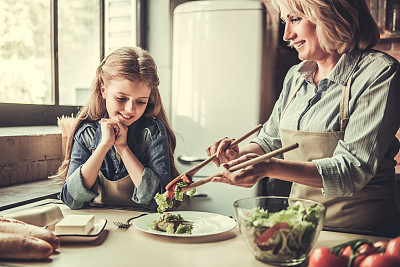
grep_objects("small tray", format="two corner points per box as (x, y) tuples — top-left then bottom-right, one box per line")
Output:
(49, 218), (107, 242)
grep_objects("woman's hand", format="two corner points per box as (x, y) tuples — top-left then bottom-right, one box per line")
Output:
(206, 137), (240, 167)
(212, 153), (272, 188)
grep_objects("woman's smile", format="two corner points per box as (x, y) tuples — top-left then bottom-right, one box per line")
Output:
(293, 40), (306, 50)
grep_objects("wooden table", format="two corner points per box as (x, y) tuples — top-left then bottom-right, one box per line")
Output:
(0, 199), (390, 267)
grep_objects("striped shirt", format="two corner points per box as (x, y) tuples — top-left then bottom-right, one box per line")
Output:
(253, 49), (400, 198)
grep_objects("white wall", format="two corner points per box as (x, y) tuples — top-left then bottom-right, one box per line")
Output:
(147, 0), (175, 117)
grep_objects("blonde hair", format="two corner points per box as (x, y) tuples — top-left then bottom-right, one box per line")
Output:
(272, 0), (380, 53)
(52, 46), (179, 183)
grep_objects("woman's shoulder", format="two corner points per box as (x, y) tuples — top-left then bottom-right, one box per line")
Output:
(360, 49), (399, 67)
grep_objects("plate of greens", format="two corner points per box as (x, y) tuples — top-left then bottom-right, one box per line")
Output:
(132, 211), (236, 237)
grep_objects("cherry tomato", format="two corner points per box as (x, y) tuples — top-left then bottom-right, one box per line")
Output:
(353, 255), (367, 267)
(341, 245), (352, 258)
(358, 243), (377, 255)
(309, 247), (348, 267)
(360, 254), (400, 267)
(373, 241), (388, 252)
(386, 236), (400, 259)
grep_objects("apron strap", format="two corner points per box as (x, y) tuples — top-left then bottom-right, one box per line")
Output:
(339, 76), (352, 132)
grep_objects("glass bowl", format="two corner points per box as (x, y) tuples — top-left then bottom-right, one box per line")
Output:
(234, 196), (326, 266)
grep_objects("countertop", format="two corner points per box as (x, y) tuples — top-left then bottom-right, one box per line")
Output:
(0, 199), (390, 267)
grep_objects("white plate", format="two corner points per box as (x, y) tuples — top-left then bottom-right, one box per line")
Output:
(132, 211), (236, 237)
(51, 218), (107, 242)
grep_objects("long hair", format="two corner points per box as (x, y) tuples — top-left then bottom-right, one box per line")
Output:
(272, 0), (380, 53)
(52, 46), (179, 183)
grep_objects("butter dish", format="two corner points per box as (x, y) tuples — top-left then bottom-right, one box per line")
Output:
(51, 217), (107, 242)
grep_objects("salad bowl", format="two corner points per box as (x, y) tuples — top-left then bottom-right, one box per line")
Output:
(234, 196), (326, 266)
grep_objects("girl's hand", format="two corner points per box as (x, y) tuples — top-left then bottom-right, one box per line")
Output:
(206, 137), (239, 167)
(99, 118), (119, 148)
(114, 121), (128, 149)
(212, 153), (270, 187)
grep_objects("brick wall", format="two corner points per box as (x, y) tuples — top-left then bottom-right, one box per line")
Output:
(0, 127), (63, 187)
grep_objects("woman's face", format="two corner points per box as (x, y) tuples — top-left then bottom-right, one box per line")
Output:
(101, 79), (151, 127)
(280, 4), (328, 62)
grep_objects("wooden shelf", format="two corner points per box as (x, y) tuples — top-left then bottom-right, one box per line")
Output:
(381, 30), (400, 40)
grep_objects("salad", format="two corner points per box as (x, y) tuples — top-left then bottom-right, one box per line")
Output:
(149, 213), (193, 234)
(238, 201), (322, 261)
(154, 175), (196, 213)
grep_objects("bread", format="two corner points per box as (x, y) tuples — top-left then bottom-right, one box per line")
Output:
(0, 232), (53, 260)
(0, 216), (60, 249)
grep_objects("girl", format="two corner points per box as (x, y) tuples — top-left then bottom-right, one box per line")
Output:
(53, 46), (179, 211)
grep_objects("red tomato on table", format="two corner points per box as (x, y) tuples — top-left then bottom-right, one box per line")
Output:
(308, 247), (348, 267)
(360, 254), (400, 267)
(386, 236), (400, 260)
(358, 243), (377, 255)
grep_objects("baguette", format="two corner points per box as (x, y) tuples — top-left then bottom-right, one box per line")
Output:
(0, 232), (53, 260)
(0, 216), (60, 249)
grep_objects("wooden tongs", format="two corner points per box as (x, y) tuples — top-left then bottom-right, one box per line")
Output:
(180, 143), (299, 193)
(165, 124), (263, 191)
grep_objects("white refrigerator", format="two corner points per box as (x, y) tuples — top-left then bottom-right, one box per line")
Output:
(171, 0), (271, 216)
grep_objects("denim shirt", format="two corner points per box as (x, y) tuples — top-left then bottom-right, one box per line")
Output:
(60, 116), (172, 211)
(253, 49), (400, 198)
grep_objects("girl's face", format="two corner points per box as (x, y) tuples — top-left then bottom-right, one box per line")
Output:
(280, 4), (328, 62)
(101, 79), (151, 127)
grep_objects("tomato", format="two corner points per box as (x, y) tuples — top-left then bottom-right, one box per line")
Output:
(360, 254), (400, 267)
(373, 241), (388, 252)
(167, 184), (176, 199)
(341, 245), (352, 258)
(353, 255), (367, 267)
(386, 236), (400, 259)
(255, 222), (289, 245)
(181, 174), (191, 183)
(358, 243), (377, 255)
(308, 247), (348, 267)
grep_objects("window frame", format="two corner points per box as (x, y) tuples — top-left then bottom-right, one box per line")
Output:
(0, 0), (146, 127)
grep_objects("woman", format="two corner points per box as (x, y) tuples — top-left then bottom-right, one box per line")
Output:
(52, 47), (179, 211)
(207, 0), (400, 237)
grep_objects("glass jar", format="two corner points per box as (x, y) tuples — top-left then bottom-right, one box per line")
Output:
(392, 3), (400, 33)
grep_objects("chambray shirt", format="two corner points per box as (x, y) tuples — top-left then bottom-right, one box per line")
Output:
(253, 49), (400, 198)
(60, 116), (172, 211)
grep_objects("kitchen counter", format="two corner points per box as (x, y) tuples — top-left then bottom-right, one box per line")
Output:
(0, 200), (390, 267)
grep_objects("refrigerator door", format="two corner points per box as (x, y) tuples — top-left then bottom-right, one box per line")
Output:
(171, 1), (264, 216)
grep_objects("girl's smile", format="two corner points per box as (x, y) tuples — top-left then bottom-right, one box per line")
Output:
(101, 79), (151, 126)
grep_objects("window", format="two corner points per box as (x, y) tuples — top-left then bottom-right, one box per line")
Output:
(0, 0), (142, 127)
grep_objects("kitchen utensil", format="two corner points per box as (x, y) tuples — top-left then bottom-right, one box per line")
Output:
(166, 124), (263, 191)
(180, 143), (299, 193)
(113, 213), (148, 230)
